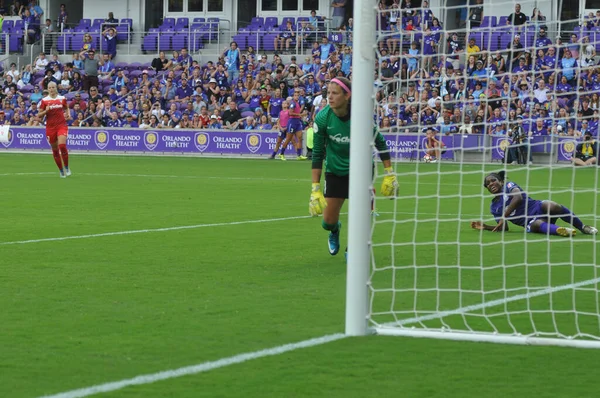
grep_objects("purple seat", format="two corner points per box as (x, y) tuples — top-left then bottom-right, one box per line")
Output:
(161, 17), (176, 29)
(489, 32), (501, 51)
(176, 17), (189, 28)
(241, 111), (254, 118)
(262, 33), (277, 51)
(142, 33), (158, 52)
(2, 20), (14, 32)
(238, 103), (250, 110)
(116, 25), (130, 42)
(281, 17), (295, 26)
(499, 32), (512, 51)
(498, 16), (508, 26)
(57, 33), (70, 53)
(193, 17), (205, 23)
(172, 34), (188, 50)
(265, 17), (278, 28)
(481, 16), (497, 27)
(251, 17), (264, 27)
(232, 34), (248, 50)
(14, 20), (24, 30)
(21, 84), (34, 93)
(128, 62), (143, 71)
(246, 31), (263, 51)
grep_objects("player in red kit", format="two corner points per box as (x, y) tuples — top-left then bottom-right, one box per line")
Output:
(38, 82), (72, 177)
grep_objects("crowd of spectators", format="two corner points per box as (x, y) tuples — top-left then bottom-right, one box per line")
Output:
(371, 1), (600, 164)
(1, 0), (600, 165)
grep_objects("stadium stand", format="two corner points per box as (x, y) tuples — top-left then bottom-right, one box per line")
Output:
(2, 0), (600, 164)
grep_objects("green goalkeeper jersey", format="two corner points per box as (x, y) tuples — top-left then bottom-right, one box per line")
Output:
(312, 105), (390, 176)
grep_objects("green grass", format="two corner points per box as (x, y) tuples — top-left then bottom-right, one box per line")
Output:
(1, 154), (600, 398)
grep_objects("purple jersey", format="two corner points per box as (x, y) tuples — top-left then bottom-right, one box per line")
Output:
(490, 181), (543, 228)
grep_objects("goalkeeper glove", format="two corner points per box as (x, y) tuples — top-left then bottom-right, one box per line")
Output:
(309, 183), (327, 216)
(381, 167), (398, 198)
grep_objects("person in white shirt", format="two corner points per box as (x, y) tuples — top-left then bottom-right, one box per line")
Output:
(533, 79), (549, 104)
(34, 53), (49, 71)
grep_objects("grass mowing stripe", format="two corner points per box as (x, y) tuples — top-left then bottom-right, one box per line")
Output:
(37, 333), (347, 398)
(378, 276), (600, 328)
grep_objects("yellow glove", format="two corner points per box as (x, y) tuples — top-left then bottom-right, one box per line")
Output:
(381, 167), (398, 198)
(309, 183), (327, 216)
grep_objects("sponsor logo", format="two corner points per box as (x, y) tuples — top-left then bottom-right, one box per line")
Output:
(1, 129), (13, 148)
(495, 138), (510, 158)
(95, 130), (109, 150)
(560, 139), (577, 160)
(246, 133), (262, 153)
(330, 133), (350, 144)
(195, 132), (209, 152)
(144, 131), (158, 151)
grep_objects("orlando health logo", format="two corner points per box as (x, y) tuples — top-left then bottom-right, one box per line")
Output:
(246, 133), (262, 153)
(144, 131), (159, 151)
(95, 130), (109, 150)
(195, 132), (209, 152)
(1, 128), (13, 148)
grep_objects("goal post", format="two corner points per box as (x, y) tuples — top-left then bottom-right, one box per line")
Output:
(345, 0), (377, 337)
(346, 0), (600, 347)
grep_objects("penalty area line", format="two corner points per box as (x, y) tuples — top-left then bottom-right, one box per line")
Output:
(0, 215), (314, 245)
(37, 333), (347, 398)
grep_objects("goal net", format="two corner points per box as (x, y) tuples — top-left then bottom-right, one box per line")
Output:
(347, 0), (600, 348)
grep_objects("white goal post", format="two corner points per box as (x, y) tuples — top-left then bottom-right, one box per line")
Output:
(346, 0), (600, 348)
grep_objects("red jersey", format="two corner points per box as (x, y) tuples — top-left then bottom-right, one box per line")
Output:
(39, 95), (68, 130)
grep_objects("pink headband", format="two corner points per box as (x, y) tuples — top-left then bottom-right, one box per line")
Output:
(331, 78), (351, 95)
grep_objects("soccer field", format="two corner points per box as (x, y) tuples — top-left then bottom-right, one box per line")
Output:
(2, 153), (600, 398)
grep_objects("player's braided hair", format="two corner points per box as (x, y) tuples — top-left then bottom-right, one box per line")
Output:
(484, 171), (506, 187)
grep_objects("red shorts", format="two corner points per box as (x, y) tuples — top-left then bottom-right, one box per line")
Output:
(46, 125), (68, 144)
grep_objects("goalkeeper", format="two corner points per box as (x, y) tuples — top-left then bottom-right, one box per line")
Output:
(309, 76), (397, 256)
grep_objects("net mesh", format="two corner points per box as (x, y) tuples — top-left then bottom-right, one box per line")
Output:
(368, 0), (600, 341)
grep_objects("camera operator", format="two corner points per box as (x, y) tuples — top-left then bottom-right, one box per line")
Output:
(573, 131), (598, 166)
(505, 115), (531, 164)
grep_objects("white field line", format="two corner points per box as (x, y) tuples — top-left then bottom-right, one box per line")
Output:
(0, 210), (493, 246)
(381, 276), (600, 328)
(0, 215), (314, 245)
(37, 277), (600, 398)
(37, 333), (347, 398)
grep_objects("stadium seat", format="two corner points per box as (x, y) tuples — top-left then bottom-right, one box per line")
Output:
(498, 16), (508, 26)
(232, 34), (248, 51)
(176, 17), (190, 29)
(56, 30), (71, 52)
(161, 17), (176, 29)
(250, 17), (265, 27)
(2, 20), (14, 32)
(171, 34), (188, 51)
(241, 111), (254, 118)
(264, 17), (278, 28)
(281, 17), (295, 26)
(142, 32), (158, 53)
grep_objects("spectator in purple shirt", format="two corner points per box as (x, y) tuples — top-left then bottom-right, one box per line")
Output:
(530, 118), (548, 135)
(175, 78), (194, 102)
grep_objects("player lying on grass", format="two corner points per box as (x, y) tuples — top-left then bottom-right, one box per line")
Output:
(308, 76), (398, 257)
(471, 171), (598, 236)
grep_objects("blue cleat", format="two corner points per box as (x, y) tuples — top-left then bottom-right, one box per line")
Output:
(328, 222), (341, 255)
